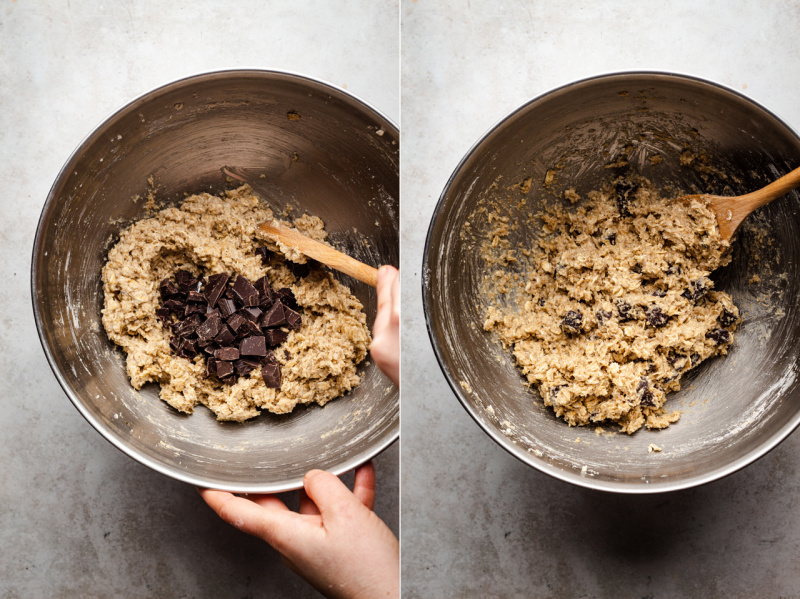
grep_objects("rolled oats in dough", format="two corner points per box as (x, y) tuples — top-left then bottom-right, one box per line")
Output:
(484, 178), (740, 434)
(102, 185), (370, 422)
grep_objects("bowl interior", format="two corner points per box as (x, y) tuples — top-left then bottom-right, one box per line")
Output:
(424, 73), (800, 492)
(33, 71), (399, 492)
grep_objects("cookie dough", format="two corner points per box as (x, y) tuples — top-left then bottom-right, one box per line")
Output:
(102, 185), (370, 422)
(484, 178), (740, 433)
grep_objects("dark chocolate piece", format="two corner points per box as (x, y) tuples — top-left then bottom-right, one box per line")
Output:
(240, 307), (262, 323)
(645, 306), (668, 328)
(174, 269), (195, 289)
(186, 290), (206, 303)
(719, 309), (738, 328)
(205, 358), (217, 377)
(214, 325), (235, 347)
(215, 360), (234, 379)
(159, 279), (180, 299)
(215, 347), (240, 361)
(706, 328), (730, 345)
(561, 310), (583, 334)
(262, 302), (286, 328)
(276, 288), (299, 311)
(616, 299), (635, 322)
(254, 276), (274, 306)
(265, 329), (289, 346)
(241, 319), (263, 337)
(232, 275), (259, 306)
(288, 261), (311, 279)
(255, 246), (272, 265)
(196, 313), (222, 340)
(235, 358), (260, 376)
(163, 299), (186, 315)
(226, 312), (247, 334)
(284, 307), (302, 330)
(261, 363), (281, 388)
(240, 335), (267, 357)
(596, 309), (612, 325)
(220, 374), (236, 386)
(218, 298), (237, 318)
(156, 307), (171, 323)
(681, 278), (709, 303)
(204, 273), (229, 307)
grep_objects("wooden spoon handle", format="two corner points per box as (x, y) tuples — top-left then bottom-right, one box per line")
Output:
(258, 221), (379, 287)
(739, 165), (800, 210)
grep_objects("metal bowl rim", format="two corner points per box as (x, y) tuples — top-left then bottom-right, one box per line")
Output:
(32, 68), (399, 492)
(422, 69), (800, 494)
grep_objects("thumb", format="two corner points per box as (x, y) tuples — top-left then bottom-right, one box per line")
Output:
(303, 470), (366, 520)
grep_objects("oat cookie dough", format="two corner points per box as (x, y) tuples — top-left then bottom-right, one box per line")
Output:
(484, 179), (740, 433)
(102, 185), (370, 422)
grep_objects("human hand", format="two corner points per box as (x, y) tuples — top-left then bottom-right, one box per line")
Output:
(199, 462), (399, 599)
(371, 265), (399, 387)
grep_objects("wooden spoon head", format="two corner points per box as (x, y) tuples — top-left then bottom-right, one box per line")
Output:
(675, 193), (738, 243)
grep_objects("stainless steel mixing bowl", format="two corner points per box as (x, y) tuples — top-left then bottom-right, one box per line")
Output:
(423, 72), (800, 493)
(33, 70), (398, 493)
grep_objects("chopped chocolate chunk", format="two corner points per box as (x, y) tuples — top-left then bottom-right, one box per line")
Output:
(682, 278), (709, 303)
(254, 276), (274, 306)
(214, 325), (235, 347)
(241, 319), (262, 337)
(241, 307), (263, 323)
(690, 353), (701, 367)
(235, 358), (260, 376)
(706, 328), (730, 345)
(174, 314), (202, 338)
(283, 350), (291, 360)
(226, 312), (247, 333)
(261, 363), (281, 388)
(262, 302), (286, 328)
(179, 339), (199, 359)
(196, 313), (222, 340)
(205, 358), (217, 377)
(215, 347), (240, 361)
(651, 289), (667, 297)
(561, 310), (583, 334)
(220, 374), (236, 386)
(203, 273), (229, 307)
(288, 261), (311, 279)
(186, 290), (206, 303)
(615, 180), (637, 217)
(596, 309), (612, 324)
(276, 288), (299, 311)
(284, 307), (302, 330)
(156, 307), (171, 323)
(631, 263), (643, 274)
(636, 377), (654, 407)
(169, 336), (180, 352)
(265, 329), (289, 346)
(232, 275), (259, 306)
(163, 299), (186, 315)
(159, 279), (180, 299)
(719, 309), (738, 328)
(616, 299), (635, 322)
(645, 306), (668, 328)
(217, 297), (236, 318)
(606, 232), (616, 245)
(174, 270), (195, 289)
(538, 298), (546, 307)
(254, 245), (272, 265)
(203, 343), (218, 356)
(215, 360), (234, 379)
(239, 335), (267, 357)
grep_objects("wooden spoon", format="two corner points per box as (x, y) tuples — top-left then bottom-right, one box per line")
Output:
(679, 166), (800, 242)
(258, 220), (379, 287)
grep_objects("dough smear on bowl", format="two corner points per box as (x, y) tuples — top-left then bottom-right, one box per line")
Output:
(484, 178), (740, 433)
(102, 185), (370, 422)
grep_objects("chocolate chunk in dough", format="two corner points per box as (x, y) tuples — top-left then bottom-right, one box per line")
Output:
(196, 313), (222, 340)
(262, 302), (286, 328)
(261, 363), (281, 388)
(215, 360), (234, 379)
(615, 181), (637, 217)
(561, 310), (583, 334)
(645, 306), (669, 328)
(254, 246), (272, 265)
(265, 329), (289, 346)
(218, 297), (237, 318)
(204, 273), (229, 307)
(235, 358), (261, 376)
(226, 313), (247, 335)
(232, 275), (259, 307)
(159, 279), (180, 299)
(214, 325), (235, 347)
(284, 307), (302, 330)
(276, 288), (299, 311)
(239, 335), (267, 357)
(706, 328), (730, 345)
(215, 347), (240, 361)
(719, 309), (738, 327)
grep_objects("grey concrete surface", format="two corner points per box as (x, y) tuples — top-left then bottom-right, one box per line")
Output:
(1, 2), (398, 598)
(401, 1), (800, 598)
